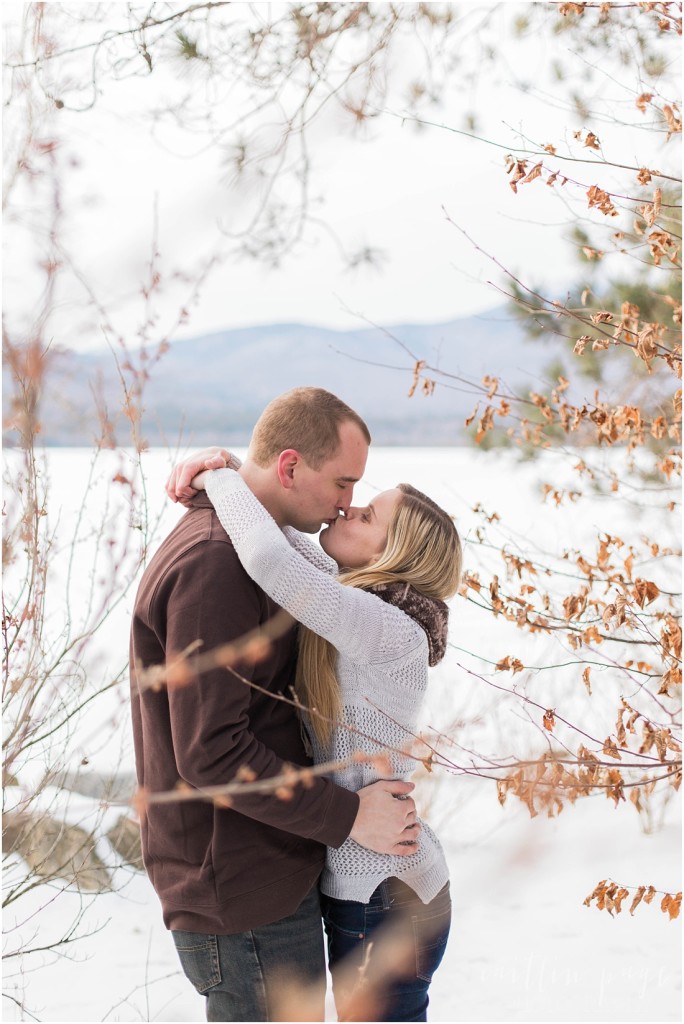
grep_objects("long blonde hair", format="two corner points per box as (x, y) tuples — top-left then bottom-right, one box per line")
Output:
(295, 484), (462, 746)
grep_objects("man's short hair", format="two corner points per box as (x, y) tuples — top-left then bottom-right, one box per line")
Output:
(249, 387), (371, 469)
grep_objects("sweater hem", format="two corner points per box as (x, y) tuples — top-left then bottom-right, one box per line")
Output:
(320, 856), (449, 906)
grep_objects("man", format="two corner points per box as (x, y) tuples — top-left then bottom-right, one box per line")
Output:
(130, 388), (419, 1022)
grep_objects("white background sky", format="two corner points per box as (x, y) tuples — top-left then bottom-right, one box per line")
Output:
(3, 2), (679, 350)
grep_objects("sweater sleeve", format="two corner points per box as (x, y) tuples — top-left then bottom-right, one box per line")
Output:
(205, 469), (426, 665)
(149, 537), (358, 847)
(282, 526), (338, 575)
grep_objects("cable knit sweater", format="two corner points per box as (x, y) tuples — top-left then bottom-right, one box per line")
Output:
(205, 469), (449, 904)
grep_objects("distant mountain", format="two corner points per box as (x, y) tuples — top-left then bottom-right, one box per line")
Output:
(4, 309), (564, 446)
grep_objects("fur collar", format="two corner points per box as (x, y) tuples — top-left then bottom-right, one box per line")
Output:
(371, 581), (449, 666)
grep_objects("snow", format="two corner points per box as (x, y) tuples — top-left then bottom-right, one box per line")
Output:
(3, 792), (680, 1022)
(3, 447), (681, 1022)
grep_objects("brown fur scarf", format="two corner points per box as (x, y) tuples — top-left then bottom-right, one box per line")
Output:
(371, 581), (449, 666)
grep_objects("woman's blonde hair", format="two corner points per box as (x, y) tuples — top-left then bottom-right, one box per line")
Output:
(295, 484), (462, 746)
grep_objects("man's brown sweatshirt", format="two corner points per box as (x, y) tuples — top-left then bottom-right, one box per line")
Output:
(130, 494), (359, 934)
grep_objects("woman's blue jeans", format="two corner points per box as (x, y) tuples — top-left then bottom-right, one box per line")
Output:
(321, 878), (451, 1023)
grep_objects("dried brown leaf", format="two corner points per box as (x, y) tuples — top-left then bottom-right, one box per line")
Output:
(635, 93), (654, 113)
(602, 737), (622, 761)
(522, 161), (543, 184)
(661, 893), (682, 920)
(629, 886), (646, 915)
(582, 666), (592, 695)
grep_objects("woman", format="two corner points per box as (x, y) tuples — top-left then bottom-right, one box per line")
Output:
(188, 462), (461, 1023)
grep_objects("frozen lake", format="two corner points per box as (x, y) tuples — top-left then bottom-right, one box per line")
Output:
(2, 446), (681, 1022)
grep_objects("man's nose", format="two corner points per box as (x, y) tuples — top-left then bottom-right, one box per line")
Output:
(336, 496), (355, 514)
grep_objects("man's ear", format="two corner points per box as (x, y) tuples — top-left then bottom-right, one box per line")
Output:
(276, 449), (300, 489)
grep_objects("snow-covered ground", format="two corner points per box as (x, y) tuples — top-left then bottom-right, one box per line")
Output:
(3, 447), (681, 1022)
(3, 785), (681, 1022)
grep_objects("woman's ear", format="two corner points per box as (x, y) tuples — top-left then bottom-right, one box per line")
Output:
(276, 449), (300, 489)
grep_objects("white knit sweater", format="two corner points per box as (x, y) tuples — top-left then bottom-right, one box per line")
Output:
(205, 469), (449, 904)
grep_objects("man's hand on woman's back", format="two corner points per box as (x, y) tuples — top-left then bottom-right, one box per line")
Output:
(350, 780), (421, 856)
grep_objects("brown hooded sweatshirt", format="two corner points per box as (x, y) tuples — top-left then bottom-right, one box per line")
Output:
(130, 493), (359, 934)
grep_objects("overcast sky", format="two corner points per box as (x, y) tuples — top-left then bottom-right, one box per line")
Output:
(4, 2), (678, 351)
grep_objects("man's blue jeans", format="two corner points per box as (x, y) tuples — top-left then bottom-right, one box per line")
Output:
(321, 878), (451, 1023)
(171, 885), (326, 1022)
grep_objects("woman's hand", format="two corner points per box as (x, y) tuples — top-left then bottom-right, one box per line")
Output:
(166, 447), (232, 504)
